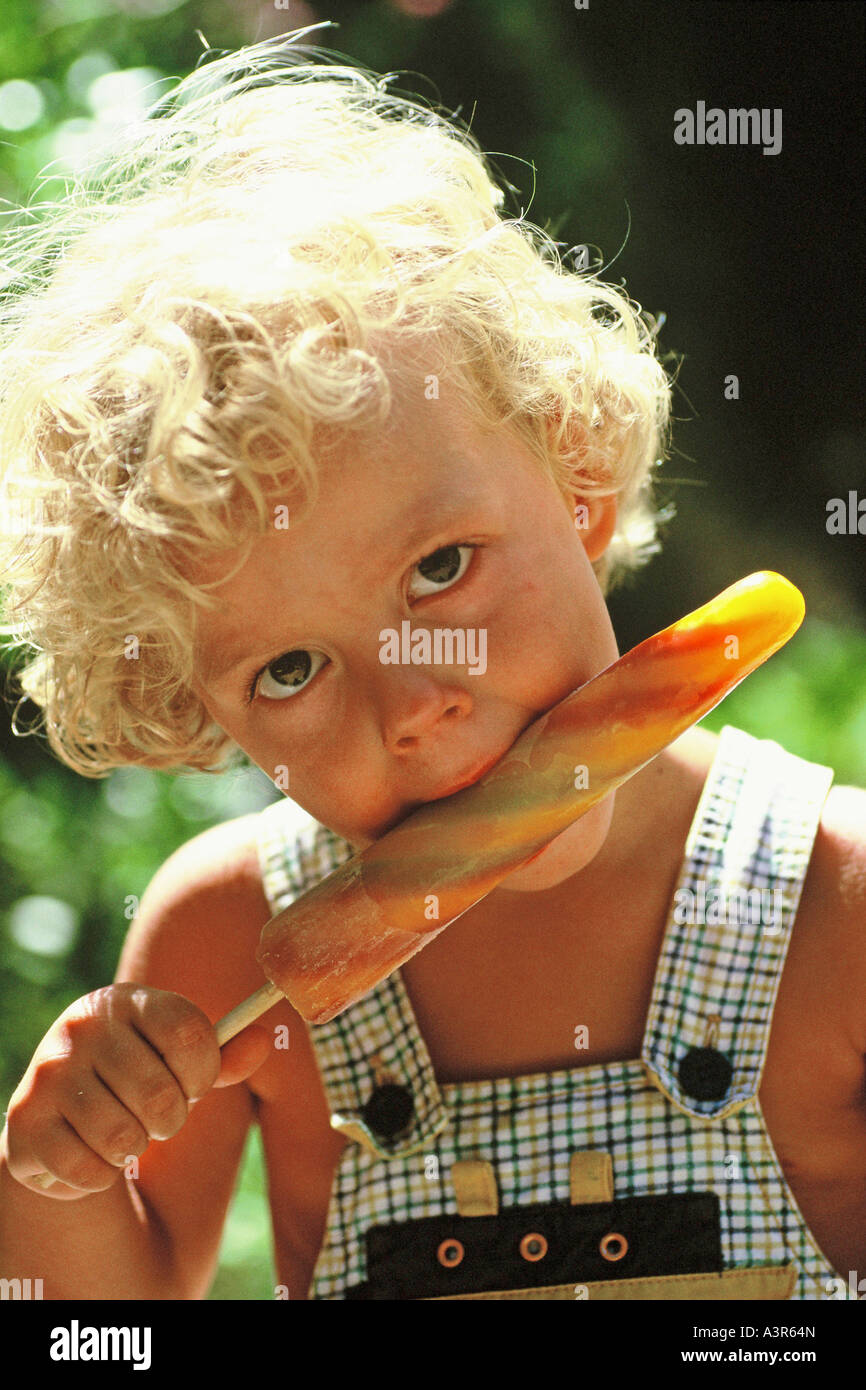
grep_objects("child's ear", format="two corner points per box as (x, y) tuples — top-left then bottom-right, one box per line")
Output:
(570, 492), (618, 562)
(543, 412), (617, 562)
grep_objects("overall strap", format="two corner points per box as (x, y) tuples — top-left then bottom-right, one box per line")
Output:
(642, 725), (834, 1119)
(255, 802), (450, 1158)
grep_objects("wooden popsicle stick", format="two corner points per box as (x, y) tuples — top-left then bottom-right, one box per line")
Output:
(214, 980), (283, 1046)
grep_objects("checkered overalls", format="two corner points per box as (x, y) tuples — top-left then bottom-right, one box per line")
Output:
(255, 725), (850, 1299)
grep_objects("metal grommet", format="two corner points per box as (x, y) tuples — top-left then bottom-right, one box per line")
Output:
(599, 1231), (628, 1262)
(437, 1238), (464, 1268)
(519, 1232), (548, 1262)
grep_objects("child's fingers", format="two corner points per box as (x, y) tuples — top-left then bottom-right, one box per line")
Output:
(9, 1115), (126, 1200)
(57, 1072), (149, 1170)
(120, 989), (222, 1104)
(92, 1030), (195, 1142)
(213, 1025), (272, 1089)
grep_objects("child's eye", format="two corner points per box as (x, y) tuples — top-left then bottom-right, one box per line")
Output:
(247, 544), (478, 705)
(407, 542), (477, 599)
(248, 649), (328, 704)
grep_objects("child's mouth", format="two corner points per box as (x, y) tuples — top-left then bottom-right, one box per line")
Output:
(425, 750), (507, 802)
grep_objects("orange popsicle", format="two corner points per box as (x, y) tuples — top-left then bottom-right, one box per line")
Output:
(216, 571), (803, 1036)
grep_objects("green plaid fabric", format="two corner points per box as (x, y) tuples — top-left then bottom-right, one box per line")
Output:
(255, 725), (849, 1300)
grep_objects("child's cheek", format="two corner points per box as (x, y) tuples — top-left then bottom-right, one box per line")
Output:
(484, 572), (591, 705)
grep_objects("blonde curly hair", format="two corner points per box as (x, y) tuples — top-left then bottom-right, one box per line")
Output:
(0, 28), (675, 779)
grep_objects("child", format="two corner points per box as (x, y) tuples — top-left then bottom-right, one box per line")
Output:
(1, 32), (864, 1302)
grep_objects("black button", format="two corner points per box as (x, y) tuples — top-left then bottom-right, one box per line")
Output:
(678, 1046), (733, 1101)
(361, 1082), (415, 1140)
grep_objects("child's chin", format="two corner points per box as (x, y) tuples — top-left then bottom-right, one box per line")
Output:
(499, 798), (615, 892)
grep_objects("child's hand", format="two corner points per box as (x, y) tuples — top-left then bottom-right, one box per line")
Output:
(1, 983), (262, 1201)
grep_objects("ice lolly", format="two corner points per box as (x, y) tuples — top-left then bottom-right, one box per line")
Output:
(215, 570), (804, 1037)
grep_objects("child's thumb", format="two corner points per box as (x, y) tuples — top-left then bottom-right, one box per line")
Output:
(213, 1024), (272, 1088)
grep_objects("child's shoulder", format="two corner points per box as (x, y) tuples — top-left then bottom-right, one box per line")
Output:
(798, 778), (866, 1030)
(116, 812), (277, 1029)
(658, 727), (866, 1027)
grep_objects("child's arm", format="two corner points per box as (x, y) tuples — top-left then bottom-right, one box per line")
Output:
(0, 816), (275, 1299)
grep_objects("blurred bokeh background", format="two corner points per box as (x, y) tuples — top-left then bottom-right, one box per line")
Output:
(1, 0), (863, 1299)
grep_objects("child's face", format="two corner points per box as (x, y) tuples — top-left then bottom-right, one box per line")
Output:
(190, 370), (620, 891)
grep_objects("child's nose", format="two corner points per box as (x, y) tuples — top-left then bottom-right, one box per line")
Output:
(379, 670), (473, 755)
